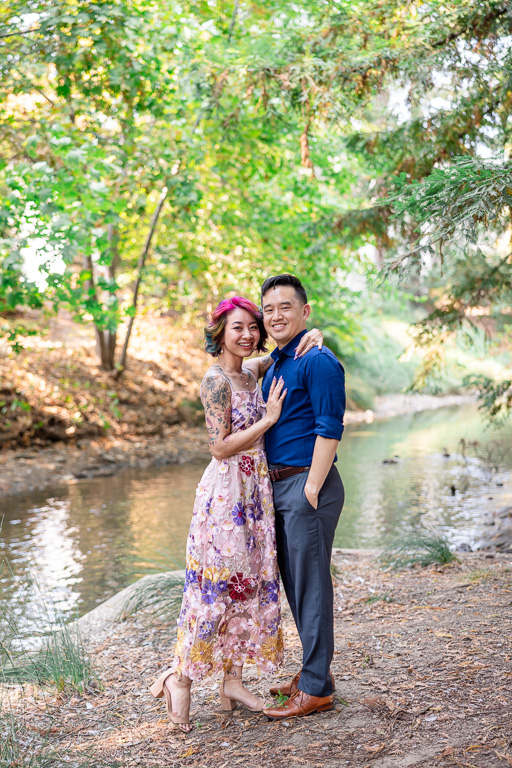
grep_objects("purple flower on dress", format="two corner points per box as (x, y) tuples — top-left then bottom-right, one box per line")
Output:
(246, 535), (256, 552)
(260, 579), (279, 606)
(247, 492), (263, 521)
(205, 497), (213, 515)
(198, 620), (215, 639)
(184, 568), (198, 589)
(201, 579), (217, 604)
(268, 617), (280, 635)
(231, 501), (246, 526)
(214, 580), (228, 596)
(248, 503), (263, 522)
(246, 400), (259, 426)
(231, 407), (246, 431)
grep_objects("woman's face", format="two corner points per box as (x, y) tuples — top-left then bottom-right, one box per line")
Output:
(220, 307), (260, 358)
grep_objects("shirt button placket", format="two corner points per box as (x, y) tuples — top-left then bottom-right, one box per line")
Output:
(274, 359), (282, 379)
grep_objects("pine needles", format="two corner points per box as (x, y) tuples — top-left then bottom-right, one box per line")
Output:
(0, 711), (55, 768)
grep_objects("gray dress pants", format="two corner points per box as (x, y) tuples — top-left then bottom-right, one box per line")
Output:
(271, 464), (345, 698)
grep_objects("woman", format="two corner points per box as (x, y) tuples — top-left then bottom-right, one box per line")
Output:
(150, 297), (322, 731)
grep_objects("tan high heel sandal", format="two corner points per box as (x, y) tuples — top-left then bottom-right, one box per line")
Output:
(149, 670), (192, 732)
(219, 680), (264, 713)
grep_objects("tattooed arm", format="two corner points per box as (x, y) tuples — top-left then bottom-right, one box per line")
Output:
(201, 372), (287, 460)
(201, 373), (232, 453)
(242, 354), (272, 381)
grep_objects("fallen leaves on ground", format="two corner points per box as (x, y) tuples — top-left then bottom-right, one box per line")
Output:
(2, 550), (512, 768)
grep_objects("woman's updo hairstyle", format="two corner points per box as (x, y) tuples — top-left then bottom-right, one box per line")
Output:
(204, 296), (267, 357)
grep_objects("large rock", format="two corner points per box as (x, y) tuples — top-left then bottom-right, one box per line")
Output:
(74, 570), (185, 643)
(475, 507), (512, 552)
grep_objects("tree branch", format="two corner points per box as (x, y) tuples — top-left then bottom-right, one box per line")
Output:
(116, 186), (169, 376)
(460, 251), (512, 314)
(13, 67), (55, 106)
(0, 25), (41, 39)
(430, 3), (510, 50)
(228, 0), (240, 42)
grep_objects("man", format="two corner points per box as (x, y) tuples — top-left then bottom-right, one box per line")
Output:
(261, 274), (345, 720)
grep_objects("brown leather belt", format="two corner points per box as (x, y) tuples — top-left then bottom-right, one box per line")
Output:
(269, 466), (310, 482)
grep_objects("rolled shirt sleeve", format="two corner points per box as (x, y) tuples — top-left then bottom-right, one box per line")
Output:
(302, 352), (345, 440)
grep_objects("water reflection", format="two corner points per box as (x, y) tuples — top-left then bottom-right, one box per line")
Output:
(337, 405), (512, 549)
(1, 403), (511, 629)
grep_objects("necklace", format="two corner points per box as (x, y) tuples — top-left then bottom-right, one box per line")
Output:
(216, 364), (253, 388)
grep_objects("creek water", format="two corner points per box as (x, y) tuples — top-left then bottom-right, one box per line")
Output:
(1, 402), (511, 632)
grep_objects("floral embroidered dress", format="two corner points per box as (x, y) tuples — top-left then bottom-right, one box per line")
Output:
(171, 369), (283, 680)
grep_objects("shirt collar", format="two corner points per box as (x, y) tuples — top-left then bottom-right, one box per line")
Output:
(270, 329), (308, 360)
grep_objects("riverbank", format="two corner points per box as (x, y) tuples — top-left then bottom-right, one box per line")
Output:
(3, 548), (512, 768)
(0, 393), (476, 497)
(0, 424), (210, 497)
(344, 392), (474, 424)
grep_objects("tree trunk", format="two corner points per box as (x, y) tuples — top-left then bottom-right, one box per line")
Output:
(115, 186), (168, 378)
(82, 250), (116, 371)
(87, 226), (120, 371)
(95, 327), (117, 370)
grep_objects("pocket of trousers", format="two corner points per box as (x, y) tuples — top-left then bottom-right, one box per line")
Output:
(301, 474), (317, 510)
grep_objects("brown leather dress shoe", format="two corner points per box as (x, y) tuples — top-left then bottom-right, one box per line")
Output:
(269, 671), (301, 697)
(269, 670), (336, 697)
(265, 689), (334, 720)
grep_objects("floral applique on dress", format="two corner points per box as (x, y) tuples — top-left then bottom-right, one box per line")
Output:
(171, 379), (283, 679)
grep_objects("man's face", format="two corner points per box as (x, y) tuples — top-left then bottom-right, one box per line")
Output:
(261, 285), (311, 348)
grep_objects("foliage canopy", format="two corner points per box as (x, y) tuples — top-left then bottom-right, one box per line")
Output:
(1, 0), (511, 412)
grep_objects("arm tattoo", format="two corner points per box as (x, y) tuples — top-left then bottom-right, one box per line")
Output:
(201, 374), (231, 446)
(258, 354), (272, 378)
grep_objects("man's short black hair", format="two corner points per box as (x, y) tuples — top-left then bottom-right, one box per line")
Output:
(260, 274), (308, 306)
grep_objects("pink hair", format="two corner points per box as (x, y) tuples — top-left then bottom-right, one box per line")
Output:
(204, 296), (267, 357)
(211, 296), (260, 321)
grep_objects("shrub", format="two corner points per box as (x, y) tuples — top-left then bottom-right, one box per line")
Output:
(379, 528), (457, 569)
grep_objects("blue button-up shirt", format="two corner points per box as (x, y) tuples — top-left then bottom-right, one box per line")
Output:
(261, 329), (345, 467)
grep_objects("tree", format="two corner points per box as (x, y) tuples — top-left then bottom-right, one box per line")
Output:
(4, 0), (509, 392)
(0, 0), (364, 369)
(233, 0), (512, 416)
(1, 0), (200, 368)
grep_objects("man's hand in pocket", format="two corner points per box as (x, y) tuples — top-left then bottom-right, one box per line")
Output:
(304, 482), (319, 509)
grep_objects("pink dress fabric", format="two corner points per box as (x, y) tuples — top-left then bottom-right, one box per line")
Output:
(171, 373), (283, 680)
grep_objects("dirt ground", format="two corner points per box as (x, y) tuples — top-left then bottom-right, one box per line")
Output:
(0, 312), (208, 451)
(4, 549), (512, 768)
